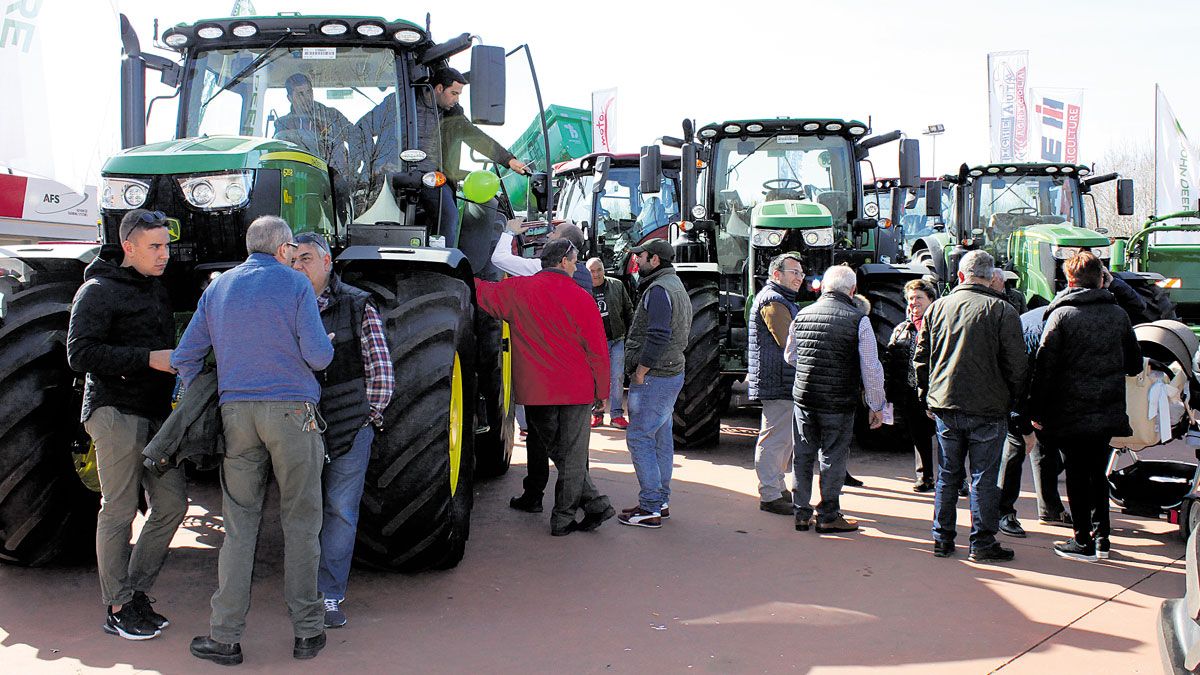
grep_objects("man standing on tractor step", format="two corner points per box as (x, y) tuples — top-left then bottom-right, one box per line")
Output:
(618, 239), (693, 529)
(174, 216), (333, 666)
(587, 257), (633, 429)
(783, 264), (885, 534)
(914, 250), (1027, 564)
(474, 238), (615, 535)
(749, 253), (804, 516)
(67, 208), (187, 641)
(290, 233), (394, 629)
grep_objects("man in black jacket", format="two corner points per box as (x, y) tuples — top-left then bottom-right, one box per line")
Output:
(586, 257), (634, 428)
(67, 209), (186, 641)
(1031, 251), (1142, 562)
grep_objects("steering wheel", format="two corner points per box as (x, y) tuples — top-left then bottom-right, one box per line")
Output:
(763, 178), (803, 191)
(1007, 206), (1038, 216)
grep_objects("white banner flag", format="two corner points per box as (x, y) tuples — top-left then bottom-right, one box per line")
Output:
(988, 51), (1031, 162)
(1032, 88), (1083, 165)
(1155, 85), (1200, 222)
(592, 88), (617, 153)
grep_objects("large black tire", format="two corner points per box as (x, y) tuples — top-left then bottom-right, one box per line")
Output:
(0, 258), (98, 566)
(348, 271), (476, 572)
(859, 277), (912, 451)
(672, 279), (723, 449)
(472, 312), (514, 478)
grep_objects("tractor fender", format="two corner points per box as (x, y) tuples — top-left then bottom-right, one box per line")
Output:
(912, 235), (948, 280)
(334, 244), (474, 289)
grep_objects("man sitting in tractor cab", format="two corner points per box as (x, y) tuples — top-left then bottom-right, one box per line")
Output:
(274, 74), (360, 180)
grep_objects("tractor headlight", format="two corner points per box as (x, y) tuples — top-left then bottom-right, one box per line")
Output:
(802, 227), (835, 247)
(101, 177), (151, 210)
(1087, 245), (1111, 259)
(1051, 244), (1109, 260)
(177, 171), (253, 210)
(751, 228), (785, 248)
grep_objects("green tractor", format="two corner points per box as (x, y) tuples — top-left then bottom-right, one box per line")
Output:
(0, 13), (524, 570)
(641, 119), (923, 448)
(915, 163), (1170, 312)
(1112, 210), (1200, 334)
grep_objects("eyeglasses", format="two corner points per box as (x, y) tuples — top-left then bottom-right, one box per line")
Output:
(293, 232), (331, 254)
(284, 241), (299, 249)
(562, 241), (576, 258)
(780, 267), (804, 275)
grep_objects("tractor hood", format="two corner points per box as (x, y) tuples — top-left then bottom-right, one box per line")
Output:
(753, 201), (834, 229)
(103, 136), (323, 175)
(1024, 222), (1109, 247)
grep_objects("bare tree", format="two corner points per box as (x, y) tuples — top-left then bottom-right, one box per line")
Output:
(1087, 140), (1154, 238)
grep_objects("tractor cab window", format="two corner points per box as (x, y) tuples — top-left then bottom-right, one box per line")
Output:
(563, 167), (679, 265)
(711, 134), (853, 274)
(974, 174), (1081, 255)
(183, 45), (403, 219)
(897, 184), (955, 250)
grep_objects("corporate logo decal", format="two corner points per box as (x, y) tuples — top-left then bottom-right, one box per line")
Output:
(1035, 96), (1080, 164)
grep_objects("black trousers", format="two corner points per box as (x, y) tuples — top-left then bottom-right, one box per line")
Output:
(896, 394), (935, 483)
(1060, 435), (1112, 545)
(524, 404), (611, 531)
(999, 432), (1067, 519)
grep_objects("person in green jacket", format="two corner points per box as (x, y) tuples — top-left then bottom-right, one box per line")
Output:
(586, 258), (634, 428)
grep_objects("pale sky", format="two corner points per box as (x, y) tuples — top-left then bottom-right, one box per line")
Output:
(13, 0), (1200, 187)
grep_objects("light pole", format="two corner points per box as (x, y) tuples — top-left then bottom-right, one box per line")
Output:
(923, 124), (945, 177)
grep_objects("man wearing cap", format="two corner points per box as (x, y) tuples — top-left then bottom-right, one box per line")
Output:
(67, 208), (187, 641)
(474, 238), (615, 535)
(290, 233), (394, 629)
(618, 239), (693, 529)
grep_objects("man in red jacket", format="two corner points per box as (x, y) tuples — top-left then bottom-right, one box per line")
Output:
(475, 238), (615, 535)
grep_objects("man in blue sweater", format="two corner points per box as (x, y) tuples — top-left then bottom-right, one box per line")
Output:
(173, 216), (334, 666)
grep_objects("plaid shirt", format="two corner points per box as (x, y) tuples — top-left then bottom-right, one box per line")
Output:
(318, 287), (394, 426)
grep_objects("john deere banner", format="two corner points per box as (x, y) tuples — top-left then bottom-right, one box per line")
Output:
(1154, 85), (1200, 225)
(988, 51), (1030, 162)
(1032, 88), (1083, 165)
(592, 88), (617, 153)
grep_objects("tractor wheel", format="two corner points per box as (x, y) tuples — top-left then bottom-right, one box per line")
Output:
(472, 312), (513, 478)
(672, 279), (722, 449)
(0, 260), (98, 566)
(859, 278), (911, 451)
(349, 271), (476, 572)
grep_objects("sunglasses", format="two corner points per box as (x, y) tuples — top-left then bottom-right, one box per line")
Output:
(139, 210), (167, 225)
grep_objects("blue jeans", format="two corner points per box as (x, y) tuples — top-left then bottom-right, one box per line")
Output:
(318, 424), (375, 602)
(932, 411), (1006, 550)
(626, 372), (684, 512)
(604, 340), (625, 417)
(791, 406), (855, 522)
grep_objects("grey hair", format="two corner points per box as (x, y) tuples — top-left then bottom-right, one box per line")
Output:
(959, 249), (995, 282)
(585, 257), (604, 271)
(246, 216), (293, 255)
(768, 252), (803, 278)
(822, 264), (857, 295)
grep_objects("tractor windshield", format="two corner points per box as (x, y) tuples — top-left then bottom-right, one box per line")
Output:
(972, 173), (1083, 232)
(181, 45), (405, 215)
(558, 166), (680, 268)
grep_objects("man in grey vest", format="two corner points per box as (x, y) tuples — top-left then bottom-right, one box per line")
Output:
(618, 239), (693, 528)
(749, 253), (804, 515)
(784, 265), (885, 534)
(291, 233), (394, 629)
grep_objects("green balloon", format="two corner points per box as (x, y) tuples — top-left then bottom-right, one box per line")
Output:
(462, 170), (501, 204)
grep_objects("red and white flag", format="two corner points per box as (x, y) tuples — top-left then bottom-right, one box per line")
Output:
(592, 88), (617, 153)
(987, 51), (1031, 162)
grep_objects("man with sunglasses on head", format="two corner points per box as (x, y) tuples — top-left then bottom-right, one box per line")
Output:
(67, 208), (187, 641)
(173, 216), (333, 665)
(290, 233), (393, 629)
(474, 238), (615, 536)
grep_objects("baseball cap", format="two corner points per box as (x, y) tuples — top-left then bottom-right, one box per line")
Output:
(629, 238), (674, 262)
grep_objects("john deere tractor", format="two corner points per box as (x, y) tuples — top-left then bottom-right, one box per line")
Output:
(915, 163), (1171, 315)
(0, 13), (522, 570)
(641, 119), (923, 448)
(1112, 210), (1200, 334)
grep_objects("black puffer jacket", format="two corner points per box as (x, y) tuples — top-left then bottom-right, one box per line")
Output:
(1029, 287), (1142, 440)
(67, 245), (176, 422)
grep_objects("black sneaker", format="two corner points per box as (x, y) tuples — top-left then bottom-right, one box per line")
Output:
(998, 514), (1027, 538)
(104, 605), (160, 641)
(759, 497), (793, 515)
(1096, 536), (1111, 560)
(912, 480), (935, 493)
(294, 632), (327, 660)
(323, 597), (347, 628)
(968, 543), (1015, 563)
(509, 493), (543, 513)
(1038, 512), (1073, 528)
(191, 635), (243, 665)
(129, 591), (169, 629)
(1054, 538), (1097, 562)
(795, 515), (814, 532)
(933, 541), (955, 558)
(578, 505), (616, 532)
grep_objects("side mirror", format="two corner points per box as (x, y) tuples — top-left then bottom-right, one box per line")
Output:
(640, 145), (662, 195)
(925, 181), (944, 217)
(468, 45), (506, 125)
(529, 172), (550, 213)
(1117, 178), (1135, 216)
(899, 139), (920, 187)
(852, 218), (877, 234)
(592, 155), (611, 194)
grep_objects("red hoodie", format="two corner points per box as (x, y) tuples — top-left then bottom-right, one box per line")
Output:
(474, 269), (610, 405)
